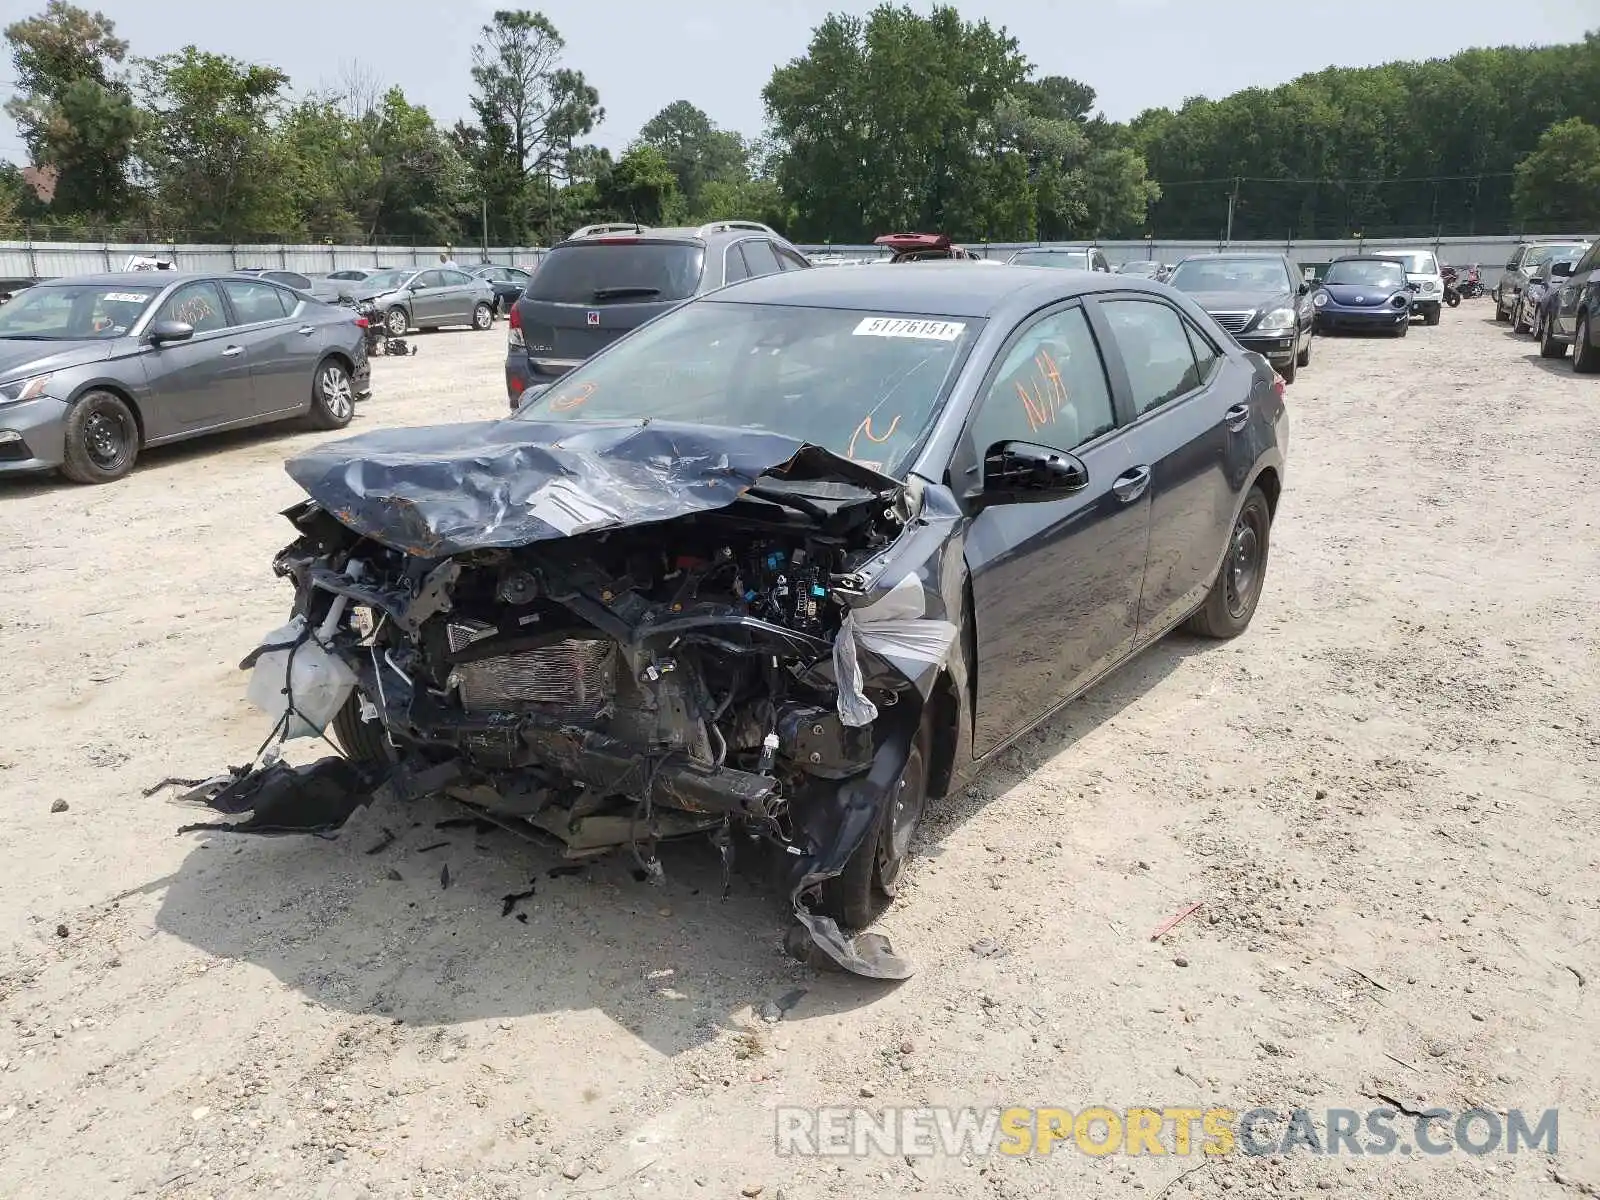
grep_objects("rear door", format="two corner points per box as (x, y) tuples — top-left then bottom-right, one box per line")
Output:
(220, 278), (308, 415)
(960, 303), (1152, 755)
(515, 238), (705, 376)
(141, 281), (256, 430)
(409, 270), (448, 324)
(1093, 295), (1244, 644)
(438, 268), (479, 323)
(1554, 243), (1600, 340)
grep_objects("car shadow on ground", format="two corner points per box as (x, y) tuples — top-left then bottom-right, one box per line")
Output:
(148, 631), (1202, 1055)
(0, 408), (384, 497)
(1523, 352), (1578, 378)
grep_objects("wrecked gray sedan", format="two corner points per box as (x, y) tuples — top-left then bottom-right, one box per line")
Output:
(237, 265), (1287, 977)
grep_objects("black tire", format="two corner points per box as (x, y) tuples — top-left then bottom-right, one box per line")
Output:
(1424, 304), (1441, 327)
(307, 358), (356, 430)
(1186, 486), (1272, 640)
(814, 721), (932, 930)
(331, 691), (394, 765)
(1278, 354), (1296, 385)
(472, 302), (494, 331)
(60, 389), (139, 484)
(1393, 317), (1409, 338)
(384, 306), (409, 337)
(1494, 296), (1509, 322)
(1540, 317), (1568, 359)
(1511, 304), (1528, 334)
(1575, 314), (1600, 374)
(1445, 291), (1460, 308)
(1295, 331), (1311, 368)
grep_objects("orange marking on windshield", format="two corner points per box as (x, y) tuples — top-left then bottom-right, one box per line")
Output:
(846, 413), (901, 460)
(550, 381), (595, 411)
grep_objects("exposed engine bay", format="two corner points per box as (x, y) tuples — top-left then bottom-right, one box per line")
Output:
(230, 419), (962, 979)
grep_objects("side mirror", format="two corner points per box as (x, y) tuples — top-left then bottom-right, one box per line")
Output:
(979, 441), (1089, 506)
(1298, 280), (1310, 295)
(1551, 262), (1575, 278)
(148, 319), (194, 344)
(1505, 261), (1519, 272)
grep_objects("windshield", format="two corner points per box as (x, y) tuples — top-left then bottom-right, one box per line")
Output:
(524, 241), (705, 304)
(1168, 257), (1291, 292)
(514, 301), (978, 476)
(361, 269), (414, 291)
(0, 283), (159, 340)
(1008, 250), (1089, 269)
(1323, 261), (1407, 289)
(1524, 244), (1586, 269)
(1376, 252), (1439, 274)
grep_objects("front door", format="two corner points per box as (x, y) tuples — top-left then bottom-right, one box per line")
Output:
(142, 280), (255, 431)
(220, 278), (306, 415)
(1095, 296), (1240, 642)
(961, 303), (1153, 757)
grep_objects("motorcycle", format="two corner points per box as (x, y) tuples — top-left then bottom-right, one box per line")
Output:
(1441, 266), (1462, 308)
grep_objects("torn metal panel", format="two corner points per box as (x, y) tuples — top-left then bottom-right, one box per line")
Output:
(283, 418), (900, 557)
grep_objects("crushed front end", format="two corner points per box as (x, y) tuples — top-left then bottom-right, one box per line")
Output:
(239, 420), (959, 978)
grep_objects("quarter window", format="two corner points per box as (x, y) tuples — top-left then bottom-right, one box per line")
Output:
(723, 244), (751, 283)
(740, 240), (782, 277)
(969, 306), (1116, 457)
(1100, 299), (1204, 416)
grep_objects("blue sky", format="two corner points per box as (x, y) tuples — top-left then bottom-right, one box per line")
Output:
(1, 0), (1595, 162)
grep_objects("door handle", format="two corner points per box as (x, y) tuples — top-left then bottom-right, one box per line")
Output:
(221, 345), (244, 357)
(1223, 402), (1250, 432)
(1112, 465), (1151, 503)
(297, 326), (315, 336)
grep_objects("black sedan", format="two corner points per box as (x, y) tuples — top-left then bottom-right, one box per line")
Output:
(469, 263), (535, 315)
(1165, 253), (1316, 383)
(231, 264), (1287, 978)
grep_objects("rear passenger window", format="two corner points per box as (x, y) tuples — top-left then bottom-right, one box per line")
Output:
(741, 240), (781, 277)
(222, 280), (290, 323)
(1185, 322), (1221, 383)
(970, 306), (1116, 456)
(775, 247), (810, 272)
(1100, 299), (1203, 415)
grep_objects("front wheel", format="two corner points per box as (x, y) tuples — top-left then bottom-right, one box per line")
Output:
(1278, 353), (1297, 385)
(1512, 304), (1530, 335)
(472, 302), (494, 331)
(331, 691), (395, 765)
(1393, 317), (1410, 338)
(60, 390), (139, 484)
(1186, 486), (1272, 640)
(1423, 304), (1441, 327)
(813, 722), (931, 930)
(384, 307), (409, 337)
(1575, 314), (1600, 374)
(1494, 297), (1509, 322)
(1539, 317), (1568, 359)
(1295, 331), (1312, 368)
(308, 359), (355, 430)
(1445, 291), (1461, 308)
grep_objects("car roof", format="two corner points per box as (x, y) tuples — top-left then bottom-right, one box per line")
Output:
(1329, 255), (1408, 264)
(1173, 252), (1288, 262)
(1010, 245), (1094, 253)
(33, 271), (226, 287)
(707, 260), (1153, 319)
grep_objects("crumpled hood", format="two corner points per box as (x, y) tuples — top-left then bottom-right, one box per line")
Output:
(348, 286), (403, 305)
(285, 417), (901, 557)
(0, 337), (114, 381)
(1322, 283), (1404, 307)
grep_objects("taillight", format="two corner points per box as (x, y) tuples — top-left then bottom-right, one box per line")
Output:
(354, 316), (369, 328)
(1272, 375), (1286, 400)
(507, 303), (524, 348)
(508, 304), (521, 328)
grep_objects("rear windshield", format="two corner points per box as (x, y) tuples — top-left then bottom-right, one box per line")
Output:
(1008, 250), (1088, 269)
(1376, 252), (1438, 275)
(525, 241), (705, 305)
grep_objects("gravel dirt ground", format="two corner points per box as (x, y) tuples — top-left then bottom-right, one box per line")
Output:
(0, 308), (1597, 1200)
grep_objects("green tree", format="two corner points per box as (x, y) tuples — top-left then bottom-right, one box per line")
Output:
(1513, 117), (1600, 229)
(134, 48), (298, 237)
(3, 1), (142, 218)
(595, 144), (678, 225)
(635, 100), (748, 211)
(461, 10), (603, 242)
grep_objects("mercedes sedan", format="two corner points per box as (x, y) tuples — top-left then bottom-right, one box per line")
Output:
(226, 264), (1287, 978)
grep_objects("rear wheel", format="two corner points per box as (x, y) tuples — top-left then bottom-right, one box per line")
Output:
(60, 390), (139, 484)
(1575, 314), (1600, 374)
(472, 302), (494, 331)
(1540, 317), (1568, 359)
(1186, 486), (1272, 640)
(307, 359), (355, 430)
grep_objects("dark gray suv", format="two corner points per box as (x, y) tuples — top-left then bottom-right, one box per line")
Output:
(504, 221), (811, 401)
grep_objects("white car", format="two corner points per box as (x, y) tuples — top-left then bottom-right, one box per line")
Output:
(1375, 249), (1444, 326)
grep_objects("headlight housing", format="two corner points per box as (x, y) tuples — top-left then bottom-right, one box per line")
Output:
(1312, 292), (1328, 307)
(1255, 307), (1296, 332)
(0, 373), (53, 404)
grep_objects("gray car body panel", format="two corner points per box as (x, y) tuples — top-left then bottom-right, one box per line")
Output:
(0, 271), (369, 475)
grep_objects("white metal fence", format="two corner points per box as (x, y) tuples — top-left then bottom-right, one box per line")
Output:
(1, 232), (1589, 288)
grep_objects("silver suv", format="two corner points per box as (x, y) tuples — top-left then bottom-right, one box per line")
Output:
(1495, 240), (1591, 323)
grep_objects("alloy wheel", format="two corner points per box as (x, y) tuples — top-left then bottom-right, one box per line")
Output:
(320, 365), (353, 420)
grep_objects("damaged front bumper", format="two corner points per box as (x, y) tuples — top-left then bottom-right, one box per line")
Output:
(231, 418), (960, 979)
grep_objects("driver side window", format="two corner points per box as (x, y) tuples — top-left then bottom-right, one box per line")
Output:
(969, 306), (1116, 459)
(156, 282), (228, 334)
